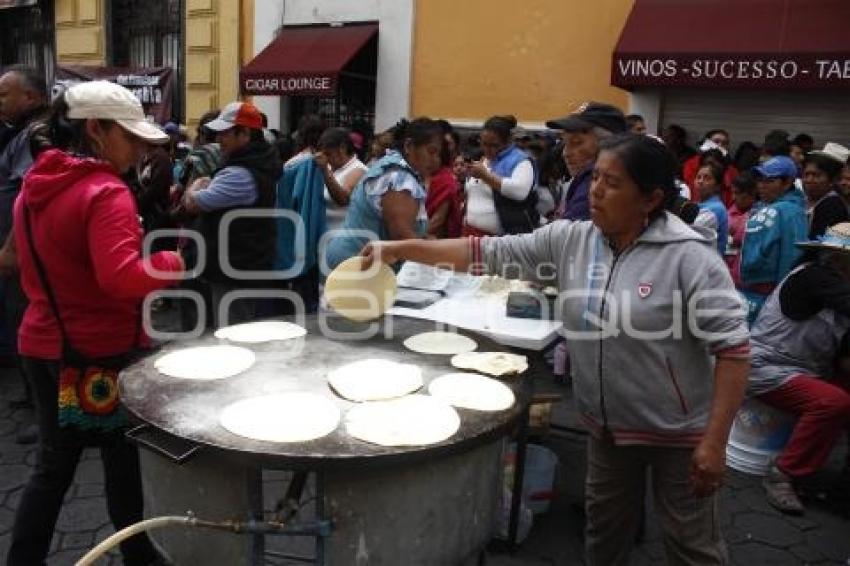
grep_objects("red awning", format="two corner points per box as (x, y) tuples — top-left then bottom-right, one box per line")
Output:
(612, 0), (850, 89)
(240, 23), (378, 96)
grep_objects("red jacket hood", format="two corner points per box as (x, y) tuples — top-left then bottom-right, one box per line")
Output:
(22, 149), (120, 211)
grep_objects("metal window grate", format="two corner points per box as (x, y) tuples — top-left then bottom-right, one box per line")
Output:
(111, 0), (184, 122)
(290, 33), (378, 133)
(0, 0), (55, 87)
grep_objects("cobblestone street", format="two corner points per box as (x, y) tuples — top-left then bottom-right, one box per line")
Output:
(2, 366), (849, 565)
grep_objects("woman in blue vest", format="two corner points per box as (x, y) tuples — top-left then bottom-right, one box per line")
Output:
(463, 115), (538, 236)
(324, 118), (442, 270)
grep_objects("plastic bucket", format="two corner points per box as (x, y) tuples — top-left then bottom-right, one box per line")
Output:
(726, 398), (796, 476)
(506, 443), (559, 514)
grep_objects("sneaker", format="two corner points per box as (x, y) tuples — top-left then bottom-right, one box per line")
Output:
(763, 464), (804, 515)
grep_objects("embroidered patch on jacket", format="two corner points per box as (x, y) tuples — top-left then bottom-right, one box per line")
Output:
(637, 283), (652, 298)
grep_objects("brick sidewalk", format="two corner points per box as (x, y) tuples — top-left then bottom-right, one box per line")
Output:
(2, 366), (849, 565)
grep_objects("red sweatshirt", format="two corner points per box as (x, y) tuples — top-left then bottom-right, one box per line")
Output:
(14, 149), (183, 359)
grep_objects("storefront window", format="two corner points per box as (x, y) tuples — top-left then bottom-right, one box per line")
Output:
(0, 0), (55, 86)
(290, 33), (377, 132)
(111, 0), (184, 121)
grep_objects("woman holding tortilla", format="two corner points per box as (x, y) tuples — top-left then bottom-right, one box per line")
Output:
(361, 134), (750, 565)
(324, 117), (443, 270)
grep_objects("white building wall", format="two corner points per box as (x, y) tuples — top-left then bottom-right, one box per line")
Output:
(253, 0), (287, 131)
(628, 90), (662, 136)
(252, 0), (415, 132)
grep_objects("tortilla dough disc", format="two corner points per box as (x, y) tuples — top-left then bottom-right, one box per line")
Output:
(220, 393), (340, 442)
(325, 256), (398, 322)
(214, 321), (307, 343)
(328, 358), (423, 402)
(450, 351), (528, 377)
(345, 394), (460, 446)
(428, 372), (515, 411)
(155, 345), (256, 380)
(403, 331), (478, 355)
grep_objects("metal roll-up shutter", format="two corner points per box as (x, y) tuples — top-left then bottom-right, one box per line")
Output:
(660, 88), (850, 149)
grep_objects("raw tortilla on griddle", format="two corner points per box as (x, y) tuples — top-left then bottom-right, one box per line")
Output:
(428, 372), (515, 411)
(219, 393), (341, 442)
(403, 331), (477, 355)
(345, 394), (460, 446)
(328, 358), (423, 402)
(214, 321), (307, 343)
(155, 345), (256, 380)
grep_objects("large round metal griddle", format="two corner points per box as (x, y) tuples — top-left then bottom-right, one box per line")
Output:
(120, 314), (525, 469)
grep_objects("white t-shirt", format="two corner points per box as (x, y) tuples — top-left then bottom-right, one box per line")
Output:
(464, 159), (534, 234)
(324, 156), (367, 231)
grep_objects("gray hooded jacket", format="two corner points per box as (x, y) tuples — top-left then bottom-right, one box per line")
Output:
(479, 212), (749, 446)
(748, 264), (850, 396)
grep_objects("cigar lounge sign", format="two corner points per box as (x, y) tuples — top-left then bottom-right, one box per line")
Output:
(241, 74), (337, 96)
(612, 54), (850, 89)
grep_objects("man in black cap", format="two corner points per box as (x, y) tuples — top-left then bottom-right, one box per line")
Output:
(546, 102), (626, 221)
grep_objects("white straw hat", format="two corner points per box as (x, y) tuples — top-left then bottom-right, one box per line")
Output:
(64, 80), (168, 144)
(796, 222), (850, 254)
(809, 142), (850, 165)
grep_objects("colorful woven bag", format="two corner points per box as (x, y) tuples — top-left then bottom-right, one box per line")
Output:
(24, 204), (136, 432)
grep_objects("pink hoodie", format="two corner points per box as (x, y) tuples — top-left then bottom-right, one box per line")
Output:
(14, 149), (183, 359)
(725, 203), (751, 287)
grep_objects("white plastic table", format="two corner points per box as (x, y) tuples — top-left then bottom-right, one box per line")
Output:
(387, 271), (563, 351)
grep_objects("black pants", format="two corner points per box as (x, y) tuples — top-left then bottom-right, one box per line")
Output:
(290, 264), (320, 314)
(6, 357), (158, 566)
(2, 275), (32, 402)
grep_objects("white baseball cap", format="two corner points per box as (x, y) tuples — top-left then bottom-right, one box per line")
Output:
(64, 80), (168, 144)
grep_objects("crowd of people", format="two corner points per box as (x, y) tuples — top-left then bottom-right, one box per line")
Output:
(1, 62), (849, 565)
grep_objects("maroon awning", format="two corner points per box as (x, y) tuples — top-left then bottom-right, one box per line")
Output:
(0, 0), (38, 8)
(240, 23), (378, 96)
(612, 0), (850, 89)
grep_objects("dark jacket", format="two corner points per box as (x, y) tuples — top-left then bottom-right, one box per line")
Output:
(749, 261), (850, 395)
(0, 105), (48, 243)
(201, 140), (281, 283)
(133, 146), (176, 250)
(809, 191), (849, 239)
(560, 163), (593, 221)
